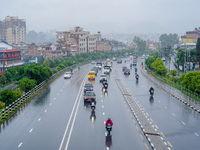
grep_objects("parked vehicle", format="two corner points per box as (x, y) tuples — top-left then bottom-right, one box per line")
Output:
(64, 72), (72, 79)
(84, 91), (96, 102)
(84, 83), (93, 93)
(88, 71), (95, 80)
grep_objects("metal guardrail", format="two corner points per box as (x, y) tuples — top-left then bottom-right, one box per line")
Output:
(141, 67), (200, 112)
(0, 58), (112, 122)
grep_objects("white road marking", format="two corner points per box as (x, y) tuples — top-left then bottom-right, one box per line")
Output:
(103, 112), (105, 115)
(44, 110), (47, 113)
(29, 128), (33, 133)
(158, 101), (161, 103)
(105, 132), (107, 136)
(172, 113), (175, 116)
(101, 95), (103, 97)
(182, 121), (185, 125)
(18, 142), (23, 147)
(165, 106), (167, 109)
(104, 121), (106, 124)
(107, 147), (109, 150)
(38, 118), (41, 121)
(57, 93), (59, 95)
(102, 105), (104, 108)
(145, 89), (147, 90)
(101, 100), (103, 102)
(194, 132), (199, 136)
(59, 76), (87, 150)
(54, 98), (56, 100)
(50, 103), (52, 105)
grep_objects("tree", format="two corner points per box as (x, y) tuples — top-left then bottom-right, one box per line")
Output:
(7, 67), (17, 76)
(0, 101), (5, 109)
(0, 75), (7, 85)
(3, 71), (12, 82)
(133, 36), (146, 54)
(19, 78), (36, 92)
(15, 88), (22, 98)
(196, 38), (200, 67)
(0, 89), (17, 106)
(159, 33), (179, 48)
(151, 58), (167, 76)
(169, 70), (177, 77)
(146, 57), (155, 69)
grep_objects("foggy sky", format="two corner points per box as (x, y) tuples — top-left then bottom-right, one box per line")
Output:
(0, 0), (200, 34)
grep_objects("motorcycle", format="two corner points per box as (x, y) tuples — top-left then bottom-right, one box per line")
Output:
(136, 75), (139, 82)
(91, 101), (96, 110)
(150, 90), (154, 96)
(102, 84), (108, 92)
(106, 124), (112, 135)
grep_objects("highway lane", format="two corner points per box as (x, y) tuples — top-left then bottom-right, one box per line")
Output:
(0, 64), (91, 150)
(0, 61), (150, 150)
(118, 58), (200, 150)
(67, 62), (150, 150)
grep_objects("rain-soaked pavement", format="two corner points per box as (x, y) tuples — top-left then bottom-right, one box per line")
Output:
(0, 58), (200, 150)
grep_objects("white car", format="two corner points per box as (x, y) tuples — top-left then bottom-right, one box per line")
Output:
(91, 61), (95, 64)
(100, 74), (107, 82)
(104, 66), (111, 74)
(64, 72), (72, 79)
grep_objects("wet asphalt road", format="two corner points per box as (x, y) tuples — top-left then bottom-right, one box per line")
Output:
(1, 58), (200, 150)
(0, 62), (149, 150)
(122, 58), (200, 150)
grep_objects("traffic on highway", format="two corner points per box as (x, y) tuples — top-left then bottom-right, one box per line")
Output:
(0, 56), (200, 150)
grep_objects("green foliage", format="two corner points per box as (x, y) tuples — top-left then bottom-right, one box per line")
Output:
(169, 70), (177, 77)
(3, 71), (12, 82)
(19, 78), (36, 92)
(15, 88), (22, 98)
(146, 57), (155, 69)
(159, 33), (179, 48)
(0, 75), (7, 85)
(196, 38), (200, 65)
(180, 71), (197, 90)
(43, 60), (50, 67)
(7, 67), (17, 76)
(151, 58), (167, 76)
(133, 36), (146, 54)
(0, 101), (5, 109)
(0, 89), (17, 106)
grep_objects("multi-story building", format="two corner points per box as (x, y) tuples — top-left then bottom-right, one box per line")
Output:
(181, 27), (200, 48)
(87, 35), (97, 52)
(146, 40), (160, 51)
(97, 39), (111, 52)
(0, 49), (23, 75)
(56, 27), (100, 54)
(0, 40), (13, 50)
(0, 16), (26, 45)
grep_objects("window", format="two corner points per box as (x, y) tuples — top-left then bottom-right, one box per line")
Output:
(19, 52), (21, 55)
(7, 53), (9, 57)
(0, 53), (3, 57)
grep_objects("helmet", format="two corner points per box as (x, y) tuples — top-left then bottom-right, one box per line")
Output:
(108, 117), (111, 120)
